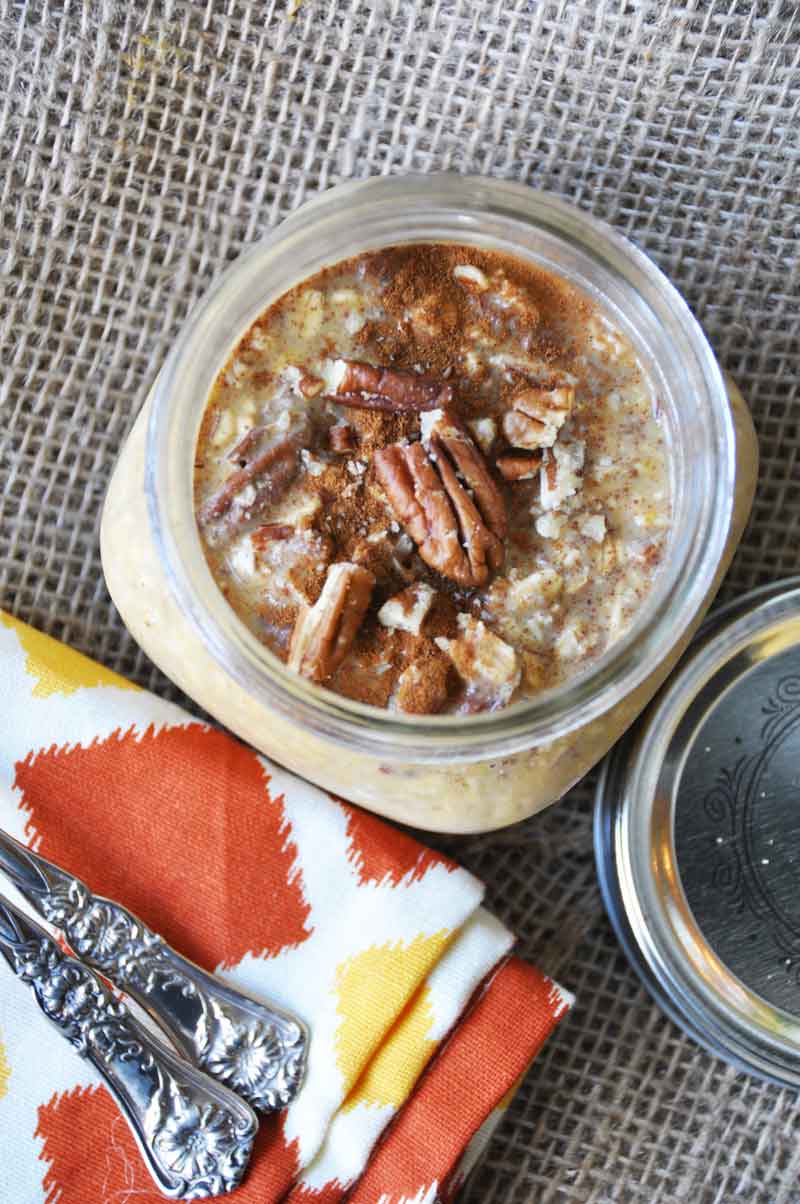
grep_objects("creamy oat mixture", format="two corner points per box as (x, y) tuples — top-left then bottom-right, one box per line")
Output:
(194, 245), (671, 714)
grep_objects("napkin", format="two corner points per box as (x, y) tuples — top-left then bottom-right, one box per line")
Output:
(0, 612), (572, 1203)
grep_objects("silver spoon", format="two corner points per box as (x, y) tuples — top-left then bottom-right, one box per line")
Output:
(0, 893), (258, 1198)
(0, 829), (307, 1113)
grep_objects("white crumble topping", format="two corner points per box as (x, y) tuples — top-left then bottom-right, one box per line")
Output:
(556, 618), (592, 659)
(281, 364), (303, 394)
(536, 512), (565, 540)
(541, 441), (585, 511)
(419, 408), (444, 443)
(462, 349), (484, 377)
(320, 358), (348, 394)
(592, 453), (614, 480)
(331, 288), (361, 307)
(510, 568), (563, 607)
(467, 417), (497, 453)
(580, 514), (607, 542)
(227, 533), (255, 581)
(300, 449), (326, 477)
(345, 311), (366, 334)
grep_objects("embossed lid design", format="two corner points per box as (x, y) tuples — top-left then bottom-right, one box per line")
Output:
(595, 578), (800, 1086)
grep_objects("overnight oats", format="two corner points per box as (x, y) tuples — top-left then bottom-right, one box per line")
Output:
(101, 176), (755, 831)
(194, 245), (671, 716)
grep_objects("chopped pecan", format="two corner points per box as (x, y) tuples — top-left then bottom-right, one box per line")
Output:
(378, 583), (436, 636)
(394, 652), (453, 714)
(251, 523), (294, 547)
(540, 440), (585, 511)
(502, 409), (548, 451)
(298, 371), (325, 398)
(254, 528), (333, 607)
(328, 358), (454, 412)
(328, 424), (357, 453)
(467, 417), (497, 454)
(288, 563), (375, 683)
(435, 615), (521, 708)
(495, 450), (543, 481)
(202, 436), (299, 525)
(502, 384), (574, 450)
(374, 415), (506, 588)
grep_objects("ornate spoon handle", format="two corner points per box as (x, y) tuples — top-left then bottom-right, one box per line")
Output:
(0, 894), (258, 1198)
(0, 829), (307, 1112)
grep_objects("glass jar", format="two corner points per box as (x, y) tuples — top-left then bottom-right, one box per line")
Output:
(101, 175), (757, 833)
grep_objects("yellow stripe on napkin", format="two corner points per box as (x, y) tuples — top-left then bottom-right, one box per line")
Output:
(0, 614), (139, 698)
(343, 984), (437, 1112)
(335, 931), (451, 1093)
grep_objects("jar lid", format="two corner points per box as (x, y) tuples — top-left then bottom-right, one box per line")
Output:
(595, 577), (800, 1086)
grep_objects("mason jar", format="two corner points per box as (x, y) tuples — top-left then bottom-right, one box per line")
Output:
(101, 174), (758, 833)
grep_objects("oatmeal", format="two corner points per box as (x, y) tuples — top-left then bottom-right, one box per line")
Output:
(194, 244), (671, 714)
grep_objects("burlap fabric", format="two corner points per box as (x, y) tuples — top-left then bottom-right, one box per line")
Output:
(2, 2), (798, 1200)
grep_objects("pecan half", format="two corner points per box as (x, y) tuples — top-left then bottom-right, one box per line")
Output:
(374, 414), (506, 588)
(495, 450), (543, 482)
(424, 410), (507, 541)
(329, 358), (454, 412)
(502, 385), (574, 451)
(288, 563), (375, 683)
(202, 435), (299, 526)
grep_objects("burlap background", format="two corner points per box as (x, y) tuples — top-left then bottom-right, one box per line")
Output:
(2, 2), (799, 1200)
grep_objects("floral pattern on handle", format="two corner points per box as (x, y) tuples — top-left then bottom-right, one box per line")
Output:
(0, 836), (307, 1112)
(0, 902), (257, 1199)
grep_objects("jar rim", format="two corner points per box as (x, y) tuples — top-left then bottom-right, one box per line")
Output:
(146, 173), (736, 764)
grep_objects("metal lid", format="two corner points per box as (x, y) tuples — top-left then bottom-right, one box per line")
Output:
(595, 577), (800, 1086)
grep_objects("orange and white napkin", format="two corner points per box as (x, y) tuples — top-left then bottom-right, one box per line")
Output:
(0, 612), (572, 1203)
